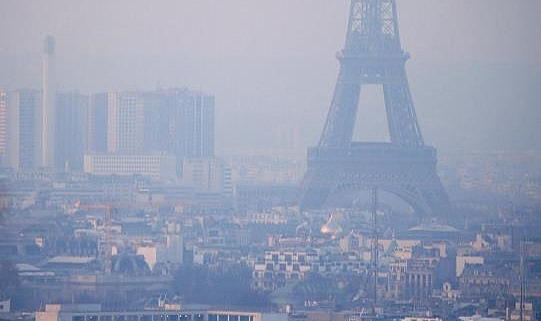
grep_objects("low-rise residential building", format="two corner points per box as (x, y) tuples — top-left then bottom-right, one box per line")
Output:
(253, 250), (318, 290)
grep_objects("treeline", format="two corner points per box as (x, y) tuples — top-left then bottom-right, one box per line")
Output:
(172, 263), (270, 307)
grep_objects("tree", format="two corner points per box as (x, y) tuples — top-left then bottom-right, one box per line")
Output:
(172, 263), (269, 307)
(0, 260), (19, 297)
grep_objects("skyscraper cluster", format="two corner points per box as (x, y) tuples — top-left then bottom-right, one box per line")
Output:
(0, 36), (215, 180)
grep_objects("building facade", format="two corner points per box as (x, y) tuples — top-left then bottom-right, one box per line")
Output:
(83, 154), (176, 180)
(253, 250), (317, 290)
(181, 158), (231, 193)
(1, 90), (42, 172)
(182, 91), (214, 158)
(55, 91), (88, 172)
(87, 93), (109, 154)
(107, 92), (145, 154)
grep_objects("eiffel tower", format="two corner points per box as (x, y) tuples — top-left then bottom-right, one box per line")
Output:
(300, 0), (451, 216)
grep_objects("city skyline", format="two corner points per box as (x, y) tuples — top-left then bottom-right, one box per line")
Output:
(1, 1), (541, 317)
(0, 86), (216, 175)
(0, 1), (540, 153)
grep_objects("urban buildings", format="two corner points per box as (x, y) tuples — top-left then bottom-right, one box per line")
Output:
(1, 87), (216, 180)
(0, 35), (216, 178)
(35, 304), (286, 321)
(82, 89), (216, 181)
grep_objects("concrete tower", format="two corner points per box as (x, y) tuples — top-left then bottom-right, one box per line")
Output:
(41, 35), (56, 169)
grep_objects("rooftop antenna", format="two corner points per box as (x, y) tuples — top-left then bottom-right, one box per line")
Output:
(520, 236), (526, 321)
(370, 187), (379, 311)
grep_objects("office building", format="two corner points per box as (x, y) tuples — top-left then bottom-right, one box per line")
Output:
(142, 91), (171, 153)
(83, 89), (216, 178)
(149, 89), (215, 160)
(2, 90), (42, 172)
(55, 91), (88, 172)
(107, 92), (144, 154)
(87, 93), (109, 153)
(170, 90), (214, 159)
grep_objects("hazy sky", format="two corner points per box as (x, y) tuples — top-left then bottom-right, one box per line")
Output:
(1, 0), (540, 153)
(2, 0), (540, 62)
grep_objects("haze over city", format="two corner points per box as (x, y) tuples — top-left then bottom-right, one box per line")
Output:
(1, 0), (540, 153)
(1, 1), (541, 320)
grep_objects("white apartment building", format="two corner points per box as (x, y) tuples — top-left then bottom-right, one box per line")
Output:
(83, 154), (176, 181)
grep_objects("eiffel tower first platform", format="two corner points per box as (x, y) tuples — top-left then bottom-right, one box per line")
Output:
(299, 0), (451, 216)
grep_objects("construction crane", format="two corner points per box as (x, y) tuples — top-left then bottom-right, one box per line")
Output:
(74, 200), (114, 274)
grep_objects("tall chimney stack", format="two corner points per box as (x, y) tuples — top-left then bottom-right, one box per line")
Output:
(41, 35), (56, 169)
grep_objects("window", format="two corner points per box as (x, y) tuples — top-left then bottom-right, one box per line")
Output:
(179, 315), (190, 321)
(218, 315), (228, 321)
(141, 315), (151, 321)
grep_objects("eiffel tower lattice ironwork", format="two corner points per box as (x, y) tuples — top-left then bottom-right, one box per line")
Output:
(299, 0), (451, 215)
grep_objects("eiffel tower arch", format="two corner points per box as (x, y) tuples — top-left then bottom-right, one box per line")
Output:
(299, 0), (451, 216)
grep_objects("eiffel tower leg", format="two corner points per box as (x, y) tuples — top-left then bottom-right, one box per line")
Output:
(383, 82), (424, 146)
(319, 66), (362, 148)
(299, 161), (337, 209)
